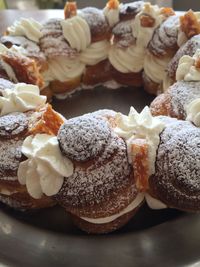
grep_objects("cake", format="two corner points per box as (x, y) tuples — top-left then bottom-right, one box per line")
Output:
(1, 0), (200, 234)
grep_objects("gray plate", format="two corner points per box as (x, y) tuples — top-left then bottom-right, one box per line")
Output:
(0, 87), (199, 267)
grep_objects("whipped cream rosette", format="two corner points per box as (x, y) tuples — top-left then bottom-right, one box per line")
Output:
(176, 49), (200, 82)
(18, 134), (74, 199)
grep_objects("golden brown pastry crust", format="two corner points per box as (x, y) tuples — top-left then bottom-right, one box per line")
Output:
(111, 65), (143, 87)
(150, 92), (172, 117)
(50, 76), (82, 95)
(82, 60), (112, 86)
(142, 72), (161, 95)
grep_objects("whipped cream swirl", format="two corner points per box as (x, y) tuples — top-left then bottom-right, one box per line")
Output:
(176, 49), (200, 82)
(18, 134), (74, 199)
(42, 56), (85, 84)
(7, 18), (42, 43)
(0, 83), (46, 116)
(80, 40), (110, 66)
(61, 16), (91, 52)
(186, 98), (200, 127)
(109, 44), (145, 73)
(132, 3), (166, 48)
(114, 106), (165, 176)
(144, 51), (171, 84)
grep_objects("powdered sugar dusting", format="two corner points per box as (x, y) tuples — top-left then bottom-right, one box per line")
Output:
(79, 7), (109, 36)
(148, 15), (180, 56)
(40, 18), (78, 58)
(0, 112), (28, 138)
(119, 1), (144, 19)
(0, 194), (26, 210)
(0, 138), (24, 181)
(170, 81), (200, 119)
(58, 114), (112, 162)
(149, 118), (200, 211)
(113, 20), (135, 48)
(167, 34), (200, 79)
(56, 130), (136, 217)
(1, 35), (46, 61)
(0, 78), (14, 95)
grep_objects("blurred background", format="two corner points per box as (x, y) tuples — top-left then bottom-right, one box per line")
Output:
(0, 0), (199, 11)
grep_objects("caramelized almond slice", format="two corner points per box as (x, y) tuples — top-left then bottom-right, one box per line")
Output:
(131, 139), (149, 192)
(180, 10), (200, 39)
(160, 7), (175, 17)
(108, 0), (120, 10)
(140, 15), (155, 28)
(29, 104), (64, 136)
(64, 1), (77, 19)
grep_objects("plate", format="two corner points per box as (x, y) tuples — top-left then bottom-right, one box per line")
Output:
(0, 87), (199, 267)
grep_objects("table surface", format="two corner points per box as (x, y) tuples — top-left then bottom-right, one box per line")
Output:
(0, 8), (200, 267)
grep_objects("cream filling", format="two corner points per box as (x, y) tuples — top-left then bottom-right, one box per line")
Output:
(81, 193), (144, 224)
(109, 44), (145, 73)
(61, 16), (91, 52)
(80, 40), (110, 66)
(145, 193), (167, 210)
(0, 189), (18, 196)
(144, 52), (171, 84)
(42, 57), (85, 83)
